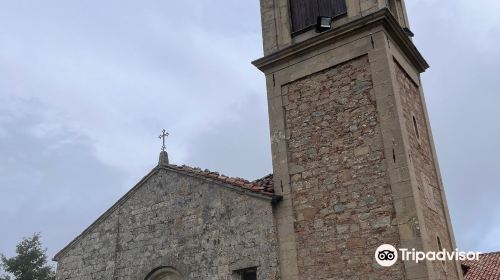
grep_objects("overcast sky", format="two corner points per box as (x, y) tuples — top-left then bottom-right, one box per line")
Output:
(0, 0), (499, 263)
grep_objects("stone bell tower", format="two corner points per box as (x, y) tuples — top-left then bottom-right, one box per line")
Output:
(253, 1), (463, 279)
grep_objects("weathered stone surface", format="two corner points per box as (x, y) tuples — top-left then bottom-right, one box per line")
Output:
(284, 56), (403, 279)
(55, 169), (279, 280)
(396, 64), (457, 279)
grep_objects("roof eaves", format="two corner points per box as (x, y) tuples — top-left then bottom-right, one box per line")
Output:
(158, 165), (275, 200)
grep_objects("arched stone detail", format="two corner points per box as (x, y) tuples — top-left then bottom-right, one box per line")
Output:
(145, 266), (182, 280)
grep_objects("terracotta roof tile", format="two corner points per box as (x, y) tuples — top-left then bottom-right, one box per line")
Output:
(463, 252), (500, 280)
(166, 164), (275, 196)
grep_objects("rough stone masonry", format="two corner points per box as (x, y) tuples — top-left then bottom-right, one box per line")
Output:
(54, 164), (280, 280)
(284, 56), (404, 279)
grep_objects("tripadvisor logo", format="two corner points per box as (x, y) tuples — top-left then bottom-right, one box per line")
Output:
(375, 244), (481, 267)
(375, 244), (398, 267)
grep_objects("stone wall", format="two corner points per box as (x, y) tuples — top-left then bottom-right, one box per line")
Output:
(396, 63), (457, 279)
(283, 55), (404, 279)
(55, 168), (280, 280)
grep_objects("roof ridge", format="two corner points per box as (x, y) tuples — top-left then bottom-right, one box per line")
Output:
(479, 251), (500, 256)
(166, 164), (274, 195)
(253, 173), (273, 182)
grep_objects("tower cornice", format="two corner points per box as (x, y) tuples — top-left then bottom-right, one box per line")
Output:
(252, 8), (429, 74)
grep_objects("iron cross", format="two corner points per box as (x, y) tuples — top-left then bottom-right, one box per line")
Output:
(158, 129), (169, 151)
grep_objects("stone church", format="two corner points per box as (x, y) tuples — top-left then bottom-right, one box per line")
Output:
(54, 0), (466, 279)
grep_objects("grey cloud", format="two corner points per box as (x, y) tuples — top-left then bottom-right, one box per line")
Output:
(184, 93), (272, 181)
(0, 97), (128, 258)
(0, 0), (499, 262)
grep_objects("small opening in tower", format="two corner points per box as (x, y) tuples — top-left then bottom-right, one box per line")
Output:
(413, 115), (420, 139)
(437, 236), (446, 266)
(437, 236), (443, 251)
(234, 267), (257, 280)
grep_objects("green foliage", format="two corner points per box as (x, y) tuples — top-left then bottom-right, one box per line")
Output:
(0, 233), (55, 280)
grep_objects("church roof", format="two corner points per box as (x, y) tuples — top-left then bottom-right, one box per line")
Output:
(463, 252), (500, 280)
(167, 164), (274, 195)
(53, 157), (276, 261)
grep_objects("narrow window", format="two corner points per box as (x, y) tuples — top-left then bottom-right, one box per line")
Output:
(437, 236), (446, 266)
(235, 267), (257, 280)
(437, 236), (443, 251)
(412, 115), (420, 139)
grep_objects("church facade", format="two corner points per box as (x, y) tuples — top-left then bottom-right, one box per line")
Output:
(54, 153), (280, 279)
(54, 0), (465, 279)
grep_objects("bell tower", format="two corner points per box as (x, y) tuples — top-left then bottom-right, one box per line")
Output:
(253, 1), (463, 279)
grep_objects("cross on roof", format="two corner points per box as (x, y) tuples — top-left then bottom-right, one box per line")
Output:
(158, 129), (169, 152)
